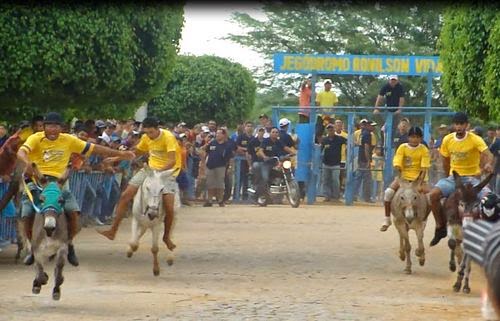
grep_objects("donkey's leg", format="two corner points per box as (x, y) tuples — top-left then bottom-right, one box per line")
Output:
(404, 235), (412, 274)
(32, 260), (48, 294)
(151, 226), (160, 276)
(395, 224), (406, 261)
(448, 226), (458, 272)
(415, 226), (425, 266)
(453, 254), (467, 292)
(127, 217), (142, 258)
(462, 256), (471, 294)
(52, 246), (67, 300)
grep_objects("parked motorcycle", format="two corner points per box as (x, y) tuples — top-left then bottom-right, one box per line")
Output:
(247, 155), (300, 208)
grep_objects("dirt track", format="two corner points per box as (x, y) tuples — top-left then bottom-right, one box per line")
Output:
(0, 203), (488, 321)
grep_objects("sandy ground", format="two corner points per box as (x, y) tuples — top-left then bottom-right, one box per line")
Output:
(0, 203), (489, 321)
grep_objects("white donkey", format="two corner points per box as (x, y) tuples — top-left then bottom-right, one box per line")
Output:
(391, 171), (429, 274)
(126, 166), (178, 276)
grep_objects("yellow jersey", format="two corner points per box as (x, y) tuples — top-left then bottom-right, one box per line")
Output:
(354, 129), (376, 146)
(20, 132), (94, 178)
(439, 132), (488, 176)
(136, 129), (181, 175)
(393, 143), (430, 181)
(316, 91), (338, 107)
(336, 130), (348, 163)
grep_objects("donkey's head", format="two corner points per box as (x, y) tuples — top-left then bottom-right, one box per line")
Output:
(452, 171), (494, 222)
(33, 163), (70, 237)
(396, 171), (425, 223)
(142, 167), (169, 221)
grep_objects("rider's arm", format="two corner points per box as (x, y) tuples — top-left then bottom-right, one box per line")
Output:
(92, 144), (135, 160)
(283, 146), (295, 155)
(480, 149), (494, 173)
(374, 94), (383, 110)
(442, 156), (451, 177)
(16, 147), (33, 174)
(257, 148), (267, 161)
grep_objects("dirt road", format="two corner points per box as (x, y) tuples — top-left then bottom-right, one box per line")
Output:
(0, 204), (488, 320)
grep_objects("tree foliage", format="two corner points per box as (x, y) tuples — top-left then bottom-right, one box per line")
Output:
(0, 3), (184, 122)
(228, 2), (447, 107)
(148, 55), (256, 127)
(439, 5), (499, 121)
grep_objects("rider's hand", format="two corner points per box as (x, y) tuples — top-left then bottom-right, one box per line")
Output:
(120, 150), (136, 161)
(373, 109), (380, 115)
(24, 162), (34, 177)
(483, 163), (494, 174)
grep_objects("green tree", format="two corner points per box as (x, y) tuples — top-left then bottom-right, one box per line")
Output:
(228, 3), (447, 108)
(0, 3), (184, 122)
(439, 5), (499, 121)
(148, 55), (256, 127)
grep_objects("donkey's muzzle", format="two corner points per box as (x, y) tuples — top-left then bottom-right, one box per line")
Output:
(45, 226), (55, 237)
(44, 216), (57, 237)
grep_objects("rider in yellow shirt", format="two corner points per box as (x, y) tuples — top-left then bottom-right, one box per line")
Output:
(380, 126), (430, 231)
(428, 112), (495, 246)
(315, 79), (338, 107)
(98, 116), (181, 251)
(17, 112), (134, 266)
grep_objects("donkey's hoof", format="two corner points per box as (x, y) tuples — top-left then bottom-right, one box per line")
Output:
(126, 251), (133, 258)
(419, 258), (425, 266)
(153, 269), (160, 276)
(404, 268), (412, 274)
(41, 272), (49, 285)
(453, 283), (461, 292)
(463, 287), (470, 294)
(52, 288), (61, 300)
(449, 262), (456, 272)
(166, 257), (174, 266)
(32, 286), (41, 294)
(415, 248), (424, 257)
(399, 252), (405, 261)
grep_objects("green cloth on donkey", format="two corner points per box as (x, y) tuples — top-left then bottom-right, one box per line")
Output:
(39, 182), (63, 214)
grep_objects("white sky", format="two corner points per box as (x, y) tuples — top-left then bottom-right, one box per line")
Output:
(179, 3), (267, 70)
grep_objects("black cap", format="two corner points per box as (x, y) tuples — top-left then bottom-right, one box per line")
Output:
(44, 112), (64, 125)
(408, 126), (423, 137)
(452, 111), (468, 124)
(258, 114), (268, 119)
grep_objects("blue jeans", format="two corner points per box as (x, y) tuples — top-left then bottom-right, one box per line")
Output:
(435, 175), (491, 199)
(321, 165), (341, 200)
(354, 163), (372, 202)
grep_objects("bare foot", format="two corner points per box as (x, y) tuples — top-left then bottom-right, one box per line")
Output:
(96, 229), (116, 241)
(163, 236), (176, 251)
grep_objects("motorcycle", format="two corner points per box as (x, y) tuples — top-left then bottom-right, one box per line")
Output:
(247, 155), (301, 208)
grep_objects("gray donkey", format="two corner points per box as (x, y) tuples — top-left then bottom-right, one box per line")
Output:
(126, 166), (177, 276)
(30, 164), (71, 300)
(391, 171), (429, 274)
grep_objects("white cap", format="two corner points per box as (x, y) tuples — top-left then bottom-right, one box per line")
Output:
(389, 75), (398, 80)
(323, 79), (332, 85)
(279, 118), (290, 127)
(360, 119), (368, 124)
(201, 125), (210, 133)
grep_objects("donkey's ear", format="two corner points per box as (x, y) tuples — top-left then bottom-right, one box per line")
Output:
(412, 171), (424, 188)
(452, 171), (463, 188)
(473, 173), (494, 194)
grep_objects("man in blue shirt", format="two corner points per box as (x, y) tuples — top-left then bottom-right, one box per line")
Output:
(354, 120), (376, 202)
(321, 123), (347, 202)
(255, 127), (294, 202)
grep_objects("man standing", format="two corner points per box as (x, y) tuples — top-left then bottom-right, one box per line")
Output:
(354, 120), (376, 202)
(19, 112), (134, 266)
(427, 112), (495, 246)
(373, 75), (405, 145)
(98, 116), (180, 251)
(299, 77), (312, 123)
(315, 79), (338, 107)
(321, 123), (347, 202)
(235, 121), (254, 201)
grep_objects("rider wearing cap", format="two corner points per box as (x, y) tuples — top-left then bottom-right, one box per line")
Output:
(428, 112), (495, 246)
(380, 126), (431, 231)
(98, 116), (181, 251)
(17, 112), (134, 266)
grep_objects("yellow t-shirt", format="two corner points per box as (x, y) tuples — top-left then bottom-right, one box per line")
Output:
(20, 132), (94, 178)
(354, 129), (376, 146)
(393, 143), (431, 181)
(336, 130), (348, 163)
(316, 91), (338, 107)
(136, 129), (181, 175)
(440, 132), (488, 176)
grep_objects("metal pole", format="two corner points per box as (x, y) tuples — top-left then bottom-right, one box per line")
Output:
(424, 71), (433, 144)
(344, 112), (355, 205)
(383, 112), (394, 189)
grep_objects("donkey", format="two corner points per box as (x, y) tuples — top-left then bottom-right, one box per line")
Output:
(391, 171), (429, 274)
(126, 166), (177, 276)
(30, 164), (71, 300)
(444, 171), (493, 293)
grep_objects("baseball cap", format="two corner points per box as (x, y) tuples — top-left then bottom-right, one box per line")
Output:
(389, 75), (398, 80)
(258, 114), (268, 119)
(323, 79), (332, 85)
(177, 122), (187, 128)
(326, 123), (334, 129)
(452, 111), (468, 123)
(360, 119), (368, 124)
(279, 118), (290, 127)
(44, 112), (64, 125)
(439, 124), (448, 129)
(369, 120), (378, 126)
(95, 120), (106, 128)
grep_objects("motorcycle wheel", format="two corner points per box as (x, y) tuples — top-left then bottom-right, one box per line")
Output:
(287, 180), (301, 208)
